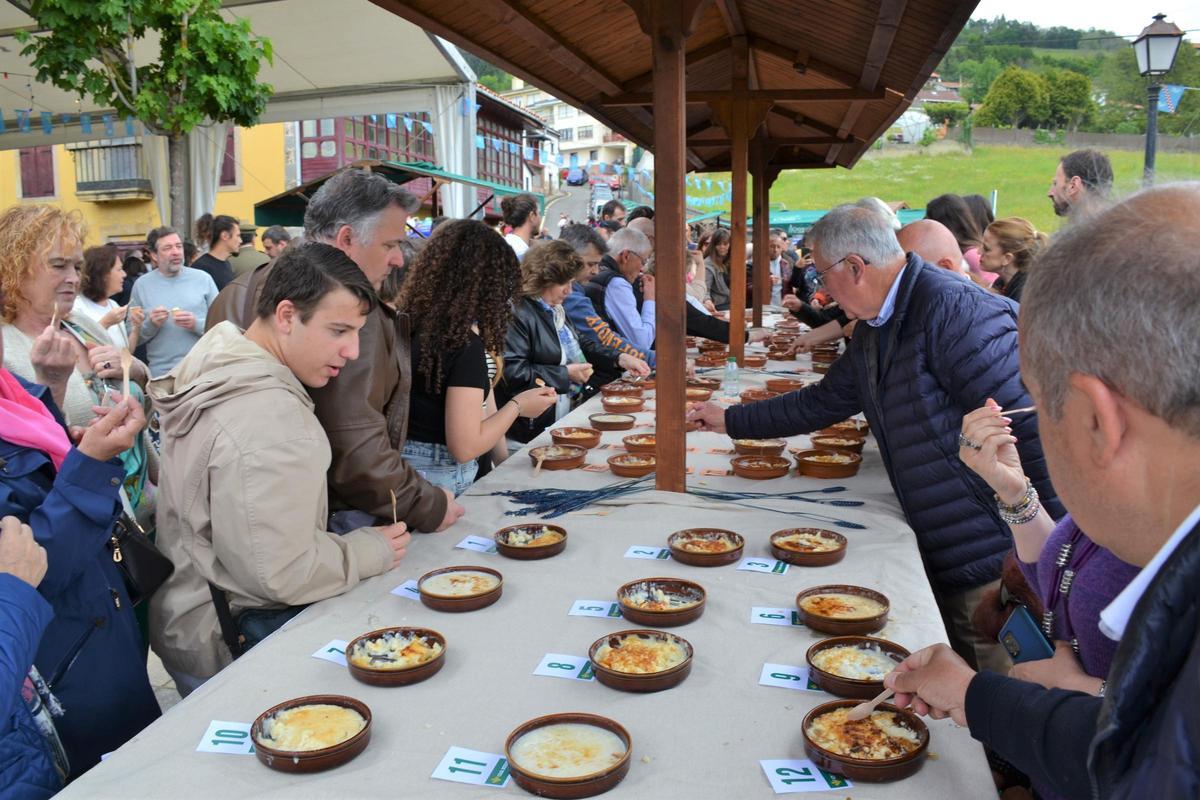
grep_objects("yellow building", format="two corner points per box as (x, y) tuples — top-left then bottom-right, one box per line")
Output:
(0, 122), (289, 247)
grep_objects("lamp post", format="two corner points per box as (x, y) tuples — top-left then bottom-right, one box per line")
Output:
(1132, 14), (1184, 186)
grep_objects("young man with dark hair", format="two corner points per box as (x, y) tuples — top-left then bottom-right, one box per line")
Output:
(150, 242), (411, 695)
(599, 199), (626, 226)
(261, 225), (292, 259)
(191, 214), (239, 290)
(1048, 148), (1112, 220)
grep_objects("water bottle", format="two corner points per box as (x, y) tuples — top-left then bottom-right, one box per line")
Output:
(722, 357), (739, 398)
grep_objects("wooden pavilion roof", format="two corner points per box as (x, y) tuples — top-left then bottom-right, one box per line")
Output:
(369, 0), (978, 172)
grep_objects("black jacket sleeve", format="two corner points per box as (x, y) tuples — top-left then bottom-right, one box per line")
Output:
(725, 352), (862, 438)
(965, 670), (1099, 800)
(685, 303), (744, 344)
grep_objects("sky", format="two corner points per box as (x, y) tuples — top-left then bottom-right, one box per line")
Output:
(970, 1), (1198, 41)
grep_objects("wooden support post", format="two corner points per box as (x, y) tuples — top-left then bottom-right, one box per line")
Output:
(750, 137), (769, 328)
(627, 0), (707, 493)
(727, 114), (749, 367)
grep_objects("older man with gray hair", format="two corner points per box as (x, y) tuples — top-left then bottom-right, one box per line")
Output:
(207, 169), (465, 535)
(688, 203), (1062, 673)
(883, 183), (1200, 799)
(584, 226), (656, 353)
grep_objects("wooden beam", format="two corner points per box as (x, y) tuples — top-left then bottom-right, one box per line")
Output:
(602, 88), (886, 106)
(625, 0), (709, 493)
(722, 34), (750, 369)
(747, 35), (863, 90)
(767, 106), (845, 140)
(750, 136), (771, 327)
(688, 135), (855, 147)
(714, 0), (745, 36)
(826, 0), (907, 165)
(620, 36), (730, 92)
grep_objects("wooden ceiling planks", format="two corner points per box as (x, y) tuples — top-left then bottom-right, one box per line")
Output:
(370, 0), (978, 171)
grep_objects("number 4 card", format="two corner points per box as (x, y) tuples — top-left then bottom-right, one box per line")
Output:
(759, 759), (852, 793)
(432, 746), (511, 787)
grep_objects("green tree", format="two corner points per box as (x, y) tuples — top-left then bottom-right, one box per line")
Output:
(975, 67), (1049, 128)
(16, 0), (273, 231)
(1043, 69), (1095, 130)
(959, 56), (1003, 104)
(1094, 44), (1200, 136)
(925, 101), (970, 128)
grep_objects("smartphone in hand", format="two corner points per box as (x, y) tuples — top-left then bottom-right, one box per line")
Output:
(998, 605), (1055, 663)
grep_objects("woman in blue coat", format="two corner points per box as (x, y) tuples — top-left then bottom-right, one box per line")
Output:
(0, 320), (160, 780)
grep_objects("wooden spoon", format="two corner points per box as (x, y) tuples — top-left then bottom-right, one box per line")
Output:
(1000, 405), (1036, 416)
(50, 304), (60, 329)
(846, 687), (895, 721)
(535, 377), (546, 388)
(389, 489), (398, 526)
(533, 452), (546, 477)
(119, 347), (133, 400)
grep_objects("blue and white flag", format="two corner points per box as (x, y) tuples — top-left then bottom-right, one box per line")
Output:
(1158, 84), (1187, 114)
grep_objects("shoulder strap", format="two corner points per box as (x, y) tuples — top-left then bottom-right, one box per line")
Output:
(208, 583), (245, 660)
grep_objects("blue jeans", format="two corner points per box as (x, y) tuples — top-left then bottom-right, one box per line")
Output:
(401, 439), (478, 496)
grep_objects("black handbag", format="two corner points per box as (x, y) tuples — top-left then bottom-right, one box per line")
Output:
(108, 513), (174, 607)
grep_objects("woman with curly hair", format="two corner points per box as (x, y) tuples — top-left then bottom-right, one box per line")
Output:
(397, 219), (556, 494)
(703, 226), (734, 310)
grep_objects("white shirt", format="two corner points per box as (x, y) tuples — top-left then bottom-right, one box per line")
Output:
(769, 257), (783, 306)
(505, 232), (529, 261)
(1099, 502), (1200, 641)
(72, 295), (129, 349)
(685, 293), (711, 315)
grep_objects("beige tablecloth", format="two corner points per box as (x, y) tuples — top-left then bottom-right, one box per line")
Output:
(59, 333), (994, 800)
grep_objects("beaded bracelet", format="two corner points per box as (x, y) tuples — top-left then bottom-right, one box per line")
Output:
(997, 479), (1041, 525)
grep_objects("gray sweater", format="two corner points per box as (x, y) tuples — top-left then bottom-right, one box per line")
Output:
(128, 267), (219, 376)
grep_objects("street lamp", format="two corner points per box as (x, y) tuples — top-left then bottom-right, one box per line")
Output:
(1133, 13), (1184, 185)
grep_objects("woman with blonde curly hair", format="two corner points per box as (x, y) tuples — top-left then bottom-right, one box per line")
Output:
(980, 217), (1047, 303)
(396, 219), (557, 493)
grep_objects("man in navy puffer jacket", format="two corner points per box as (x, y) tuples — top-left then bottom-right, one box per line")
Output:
(688, 204), (1061, 672)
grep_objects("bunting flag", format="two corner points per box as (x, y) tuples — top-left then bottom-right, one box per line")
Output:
(124, 116), (135, 136)
(80, 113), (91, 133)
(102, 114), (114, 136)
(17, 109), (30, 132)
(386, 113), (397, 129)
(40, 111), (52, 134)
(1158, 84), (1188, 114)
(420, 120), (433, 134)
(402, 116), (412, 132)
(475, 134), (485, 149)
(491, 137), (502, 151)
(0, 114), (5, 134)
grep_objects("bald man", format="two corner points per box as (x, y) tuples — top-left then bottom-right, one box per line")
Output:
(897, 219), (969, 279)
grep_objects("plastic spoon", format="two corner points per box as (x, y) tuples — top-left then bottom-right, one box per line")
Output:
(846, 687), (895, 721)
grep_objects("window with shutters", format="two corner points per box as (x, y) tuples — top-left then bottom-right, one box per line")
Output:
(19, 146), (55, 198)
(219, 128), (238, 187)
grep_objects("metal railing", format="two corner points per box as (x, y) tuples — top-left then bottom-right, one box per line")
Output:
(67, 138), (153, 199)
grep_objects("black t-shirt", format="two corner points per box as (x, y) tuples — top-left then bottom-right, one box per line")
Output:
(192, 252), (234, 291)
(407, 332), (490, 445)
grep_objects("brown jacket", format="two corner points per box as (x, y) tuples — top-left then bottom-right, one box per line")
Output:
(206, 263), (448, 531)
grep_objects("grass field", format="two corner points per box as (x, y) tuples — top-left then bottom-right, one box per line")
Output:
(692, 144), (1200, 233)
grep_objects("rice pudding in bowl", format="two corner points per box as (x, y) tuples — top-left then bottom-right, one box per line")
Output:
(810, 435), (865, 455)
(622, 433), (656, 453)
(795, 585), (890, 634)
(731, 437), (786, 456)
(793, 449), (862, 478)
(345, 627), (447, 686)
(589, 630), (693, 692)
(617, 577), (706, 626)
(667, 528), (745, 566)
(528, 444), (586, 471)
(607, 453), (656, 477)
(802, 700), (929, 782)
(418, 566), (504, 612)
(550, 427), (601, 449)
(805, 636), (911, 698)
(505, 713), (632, 796)
(494, 524), (568, 560)
(600, 395), (645, 413)
(769, 527), (848, 566)
(730, 454), (791, 479)
(588, 412), (636, 431)
(251, 695), (372, 773)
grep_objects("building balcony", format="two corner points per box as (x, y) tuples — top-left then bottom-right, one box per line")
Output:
(65, 139), (153, 201)
(603, 132), (626, 143)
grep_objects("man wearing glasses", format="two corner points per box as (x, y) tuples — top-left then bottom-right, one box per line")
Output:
(687, 203), (1060, 674)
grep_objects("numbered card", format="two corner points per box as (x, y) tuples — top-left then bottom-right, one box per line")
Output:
(582, 463), (610, 473)
(596, 443), (617, 450)
(195, 721), (255, 755)
(455, 534), (498, 554)
(533, 653), (595, 681)
(311, 639), (349, 667)
(624, 545), (671, 560)
(701, 468), (733, 477)
(390, 578), (420, 601)
(760, 759), (851, 793)
(738, 557), (790, 575)
(706, 447), (736, 455)
(750, 607), (804, 627)
(569, 600), (624, 618)
(432, 746), (511, 788)
(758, 663), (821, 692)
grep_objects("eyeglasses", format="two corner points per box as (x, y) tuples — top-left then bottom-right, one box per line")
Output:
(813, 253), (868, 289)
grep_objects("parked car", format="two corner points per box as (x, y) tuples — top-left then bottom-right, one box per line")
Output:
(566, 167), (587, 185)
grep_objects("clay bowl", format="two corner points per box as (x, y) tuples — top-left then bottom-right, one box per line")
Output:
(551, 427), (602, 450)
(494, 523), (568, 560)
(812, 361), (831, 374)
(769, 528), (848, 567)
(667, 528), (745, 566)
(418, 566), (503, 612)
(625, 376), (655, 390)
(695, 354), (726, 368)
(795, 584), (890, 635)
(822, 419), (871, 437)
(698, 339), (727, 353)
(505, 712), (632, 798)
(739, 388), (780, 404)
(805, 636), (911, 699)
(589, 413), (636, 431)
(770, 332), (798, 344)
(252, 694), (372, 773)
(767, 349), (797, 361)
(812, 350), (840, 365)
(793, 449), (862, 479)
(588, 629), (694, 693)
(608, 453), (656, 478)
(685, 336), (697, 348)
(622, 433), (656, 454)
(811, 435), (865, 455)
(765, 378), (805, 394)
(743, 354), (768, 368)
(685, 386), (714, 402)
(344, 627), (447, 687)
(802, 700), (929, 783)
(616, 577), (706, 627)
(529, 445), (587, 471)
(731, 454), (791, 480)
(688, 377), (721, 390)
(600, 396), (645, 414)
(731, 437), (787, 457)
(600, 382), (643, 398)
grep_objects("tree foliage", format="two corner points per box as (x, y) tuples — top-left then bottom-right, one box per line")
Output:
(925, 101), (970, 128)
(16, 0), (273, 137)
(974, 67), (1048, 129)
(1092, 44), (1200, 136)
(1043, 69), (1095, 131)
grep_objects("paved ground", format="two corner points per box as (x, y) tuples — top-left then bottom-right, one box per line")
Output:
(545, 183), (594, 229)
(148, 651), (182, 712)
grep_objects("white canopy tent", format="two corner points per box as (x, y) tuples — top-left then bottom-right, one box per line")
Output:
(0, 0), (478, 219)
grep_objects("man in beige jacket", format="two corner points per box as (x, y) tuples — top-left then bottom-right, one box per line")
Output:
(149, 243), (410, 694)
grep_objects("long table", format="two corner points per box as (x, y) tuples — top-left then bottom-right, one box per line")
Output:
(59, 330), (994, 799)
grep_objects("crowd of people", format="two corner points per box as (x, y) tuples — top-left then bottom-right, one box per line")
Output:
(0, 146), (1197, 799)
